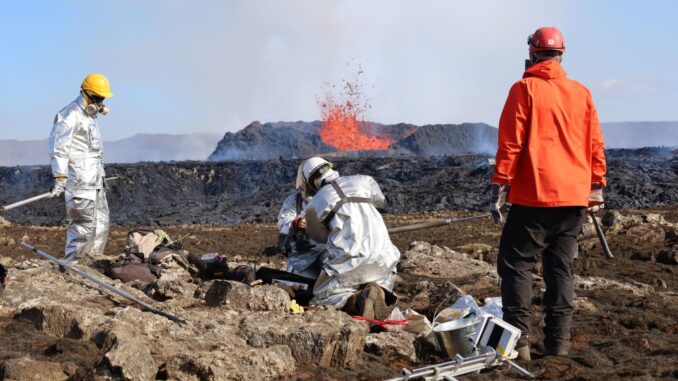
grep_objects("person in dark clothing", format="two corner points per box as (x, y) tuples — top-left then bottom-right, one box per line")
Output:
(490, 27), (607, 360)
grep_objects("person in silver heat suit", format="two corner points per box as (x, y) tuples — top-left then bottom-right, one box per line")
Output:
(276, 162), (327, 279)
(48, 73), (113, 263)
(301, 157), (401, 307)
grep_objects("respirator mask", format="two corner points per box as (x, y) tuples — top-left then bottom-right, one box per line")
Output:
(83, 91), (110, 116)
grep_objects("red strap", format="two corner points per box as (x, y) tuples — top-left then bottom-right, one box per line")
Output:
(351, 316), (409, 329)
(292, 217), (302, 231)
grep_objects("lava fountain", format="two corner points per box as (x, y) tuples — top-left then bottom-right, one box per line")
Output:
(318, 69), (394, 151)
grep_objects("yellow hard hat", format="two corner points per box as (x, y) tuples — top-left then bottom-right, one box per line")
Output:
(81, 73), (113, 98)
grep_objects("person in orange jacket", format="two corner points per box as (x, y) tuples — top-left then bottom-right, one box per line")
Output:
(490, 27), (606, 360)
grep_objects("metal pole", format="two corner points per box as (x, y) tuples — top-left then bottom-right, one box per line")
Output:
(589, 211), (613, 260)
(2, 176), (120, 212)
(2, 192), (52, 212)
(19, 241), (186, 324)
(388, 214), (492, 235)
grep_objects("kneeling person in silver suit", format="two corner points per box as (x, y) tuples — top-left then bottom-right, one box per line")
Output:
(300, 157), (400, 317)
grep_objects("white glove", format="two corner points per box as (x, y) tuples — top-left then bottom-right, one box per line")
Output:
(588, 183), (604, 213)
(490, 183), (509, 224)
(50, 177), (67, 198)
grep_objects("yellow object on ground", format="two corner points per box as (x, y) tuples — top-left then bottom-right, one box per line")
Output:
(289, 300), (304, 314)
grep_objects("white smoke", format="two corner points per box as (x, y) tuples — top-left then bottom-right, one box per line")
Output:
(56, 1), (571, 137)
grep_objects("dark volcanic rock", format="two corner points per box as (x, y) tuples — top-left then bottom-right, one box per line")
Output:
(0, 148), (676, 227)
(208, 120), (494, 160)
(208, 121), (336, 161)
(391, 123), (497, 155)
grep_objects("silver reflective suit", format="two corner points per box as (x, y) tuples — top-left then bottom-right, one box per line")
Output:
(48, 95), (109, 261)
(304, 175), (400, 307)
(277, 191), (326, 279)
(277, 191), (305, 236)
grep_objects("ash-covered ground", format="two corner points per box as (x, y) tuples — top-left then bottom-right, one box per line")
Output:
(0, 209), (677, 380)
(0, 148), (677, 227)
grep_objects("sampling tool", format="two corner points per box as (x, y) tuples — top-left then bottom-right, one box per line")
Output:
(385, 347), (533, 381)
(1, 176), (120, 213)
(19, 241), (186, 324)
(588, 210), (613, 259)
(388, 214), (492, 235)
(389, 313), (535, 380)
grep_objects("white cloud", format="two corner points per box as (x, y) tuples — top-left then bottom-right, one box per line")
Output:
(594, 78), (659, 97)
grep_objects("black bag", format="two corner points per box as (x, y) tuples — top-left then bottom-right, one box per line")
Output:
(109, 263), (161, 284)
(226, 265), (256, 284)
(191, 253), (230, 279)
(255, 267), (316, 306)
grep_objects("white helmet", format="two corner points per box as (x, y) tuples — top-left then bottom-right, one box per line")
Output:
(295, 160), (306, 191)
(299, 157), (338, 196)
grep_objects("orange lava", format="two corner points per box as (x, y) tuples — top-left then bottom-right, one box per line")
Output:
(319, 104), (393, 151)
(318, 68), (393, 151)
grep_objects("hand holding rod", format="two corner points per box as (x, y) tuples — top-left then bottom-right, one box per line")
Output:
(19, 241), (186, 324)
(2, 176), (120, 212)
(589, 211), (613, 260)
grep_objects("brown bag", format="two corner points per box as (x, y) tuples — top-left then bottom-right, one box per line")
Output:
(108, 255), (162, 284)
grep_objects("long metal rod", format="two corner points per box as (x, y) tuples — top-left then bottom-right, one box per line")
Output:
(388, 214), (492, 235)
(589, 211), (613, 259)
(2, 176), (120, 212)
(2, 192), (52, 212)
(19, 241), (186, 324)
(504, 358), (535, 379)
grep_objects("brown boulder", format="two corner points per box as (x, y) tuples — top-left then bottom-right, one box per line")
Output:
(195, 280), (290, 312)
(365, 332), (417, 362)
(240, 309), (369, 367)
(0, 357), (69, 381)
(100, 327), (158, 381)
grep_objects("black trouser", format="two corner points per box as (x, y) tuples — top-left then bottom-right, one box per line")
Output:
(497, 204), (586, 349)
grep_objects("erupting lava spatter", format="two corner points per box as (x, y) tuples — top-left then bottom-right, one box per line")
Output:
(318, 68), (393, 151)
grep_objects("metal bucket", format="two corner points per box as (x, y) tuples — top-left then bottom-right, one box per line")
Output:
(433, 317), (480, 358)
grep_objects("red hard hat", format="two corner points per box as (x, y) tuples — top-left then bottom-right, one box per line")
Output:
(528, 27), (565, 52)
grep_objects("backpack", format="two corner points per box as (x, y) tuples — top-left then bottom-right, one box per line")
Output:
(108, 254), (162, 284)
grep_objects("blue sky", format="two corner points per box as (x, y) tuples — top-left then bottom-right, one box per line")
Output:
(1, 0), (677, 140)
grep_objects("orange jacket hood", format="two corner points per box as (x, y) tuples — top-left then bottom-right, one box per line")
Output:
(523, 60), (567, 81)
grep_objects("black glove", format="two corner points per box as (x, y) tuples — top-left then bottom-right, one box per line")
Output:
(294, 231), (314, 252)
(277, 234), (291, 255)
(489, 183), (509, 224)
(265, 245), (281, 257)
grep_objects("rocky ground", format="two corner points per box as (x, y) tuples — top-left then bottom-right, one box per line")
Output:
(0, 208), (677, 380)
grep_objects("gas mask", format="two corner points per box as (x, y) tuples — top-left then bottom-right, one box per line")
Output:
(83, 92), (110, 116)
